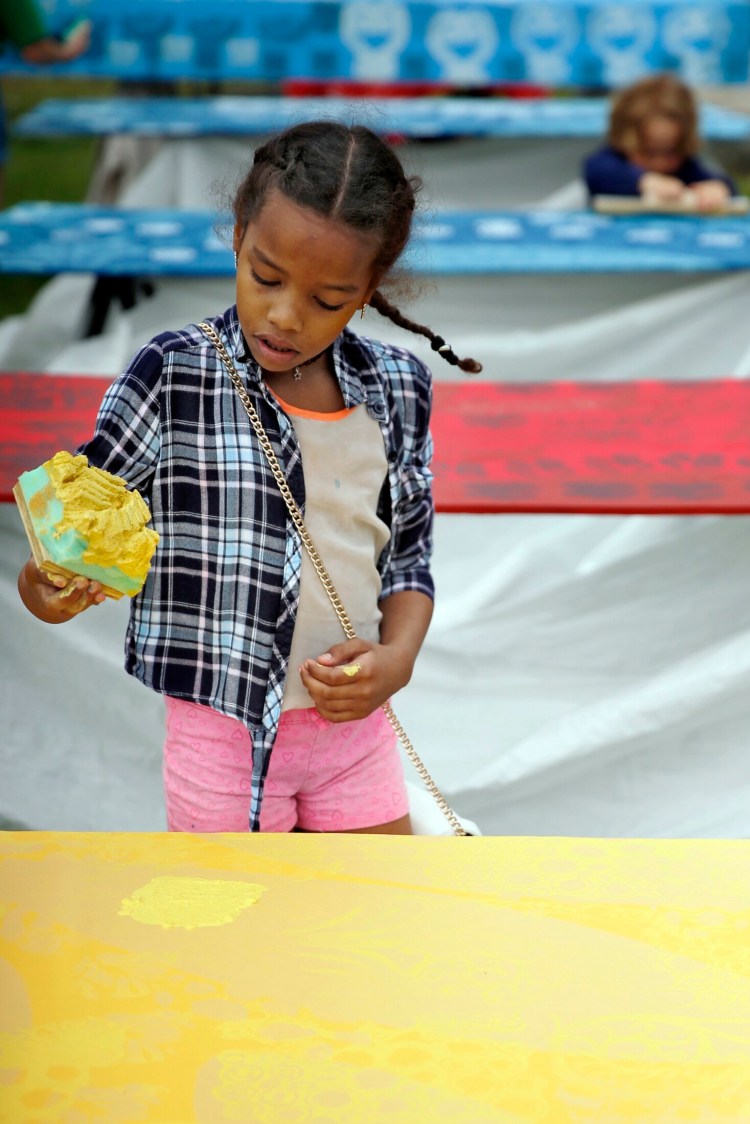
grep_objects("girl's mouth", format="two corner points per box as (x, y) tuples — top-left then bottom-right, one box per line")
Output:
(256, 335), (299, 363)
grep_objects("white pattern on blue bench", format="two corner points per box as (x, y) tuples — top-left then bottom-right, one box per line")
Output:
(13, 95), (750, 141)
(3, 202), (750, 277)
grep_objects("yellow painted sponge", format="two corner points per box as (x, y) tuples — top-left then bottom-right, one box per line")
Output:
(14, 450), (159, 599)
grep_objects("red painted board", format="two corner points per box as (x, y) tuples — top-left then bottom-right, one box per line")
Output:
(430, 380), (750, 514)
(1, 373), (112, 503)
(3, 373), (750, 514)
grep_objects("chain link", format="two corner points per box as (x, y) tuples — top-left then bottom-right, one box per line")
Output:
(199, 322), (468, 836)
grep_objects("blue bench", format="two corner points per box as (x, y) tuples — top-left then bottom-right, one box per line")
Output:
(3, 203), (750, 277)
(2, 0), (748, 85)
(14, 94), (750, 142)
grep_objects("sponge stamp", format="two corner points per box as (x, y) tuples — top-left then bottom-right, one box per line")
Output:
(14, 451), (159, 599)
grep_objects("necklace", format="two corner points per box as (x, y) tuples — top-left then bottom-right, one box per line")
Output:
(290, 346), (328, 382)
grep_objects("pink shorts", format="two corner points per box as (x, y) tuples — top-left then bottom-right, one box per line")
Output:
(163, 697), (410, 833)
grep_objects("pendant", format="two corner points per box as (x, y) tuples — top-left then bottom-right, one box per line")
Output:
(293, 366), (302, 382)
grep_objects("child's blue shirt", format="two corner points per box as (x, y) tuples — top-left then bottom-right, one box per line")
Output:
(583, 145), (737, 199)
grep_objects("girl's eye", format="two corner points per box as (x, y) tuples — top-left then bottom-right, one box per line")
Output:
(250, 266), (345, 311)
(251, 267), (277, 287)
(316, 298), (346, 312)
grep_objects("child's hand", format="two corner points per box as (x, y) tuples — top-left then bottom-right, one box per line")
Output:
(58, 18), (92, 60)
(299, 639), (412, 723)
(638, 172), (687, 203)
(18, 557), (106, 623)
(690, 179), (732, 213)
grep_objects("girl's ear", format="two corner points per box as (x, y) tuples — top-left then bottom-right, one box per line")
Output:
(364, 277), (380, 306)
(232, 223), (244, 255)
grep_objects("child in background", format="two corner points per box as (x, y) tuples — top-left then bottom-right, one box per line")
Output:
(583, 73), (737, 211)
(18, 121), (481, 836)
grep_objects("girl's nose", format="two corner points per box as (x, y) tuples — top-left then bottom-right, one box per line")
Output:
(268, 293), (302, 333)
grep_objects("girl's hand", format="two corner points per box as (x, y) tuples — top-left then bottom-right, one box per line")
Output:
(299, 639), (413, 723)
(690, 179), (732, 212)
(638, 172), (688, 203)
(18, 557), (106, 623)
(59, 18), (92, 60)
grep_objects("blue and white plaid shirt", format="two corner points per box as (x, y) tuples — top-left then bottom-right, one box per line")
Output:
(79, 305), (434, 829)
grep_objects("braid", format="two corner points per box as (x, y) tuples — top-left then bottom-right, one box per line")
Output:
(369, 291), (482, 375)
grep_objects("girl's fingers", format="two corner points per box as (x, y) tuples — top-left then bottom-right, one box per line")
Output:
(52, 576), (106, 612)
(301, 658), (369, 687)
(57, 577), (88, 599)
(315, 703), (362, 723)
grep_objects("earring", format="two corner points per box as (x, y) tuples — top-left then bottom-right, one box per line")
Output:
(234, 250), (238, 269)
(360, 303), (367, 320)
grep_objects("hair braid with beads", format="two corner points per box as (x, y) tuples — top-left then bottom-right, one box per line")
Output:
(369, 291), (482, 375)
(232, 120), (482, 374)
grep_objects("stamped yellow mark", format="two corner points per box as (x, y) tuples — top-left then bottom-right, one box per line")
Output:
(119, 877), (266, 930)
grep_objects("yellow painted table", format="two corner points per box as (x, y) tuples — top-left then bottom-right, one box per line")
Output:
(2, 833), (750, 1122)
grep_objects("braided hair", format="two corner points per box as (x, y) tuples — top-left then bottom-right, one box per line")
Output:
(232, 120), (482, 374)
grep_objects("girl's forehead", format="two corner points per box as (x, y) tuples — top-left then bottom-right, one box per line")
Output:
(240, 192), (380, 289)
(246, 190), (379, 276)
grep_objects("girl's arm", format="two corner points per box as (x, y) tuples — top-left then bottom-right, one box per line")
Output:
(21, 20), (91, 64)
(680, 156), (736, 211)
(17, 340), (164, 623)
(583, 147), (644, 197)
(299, 590), (433, 723)
(378, 588), (434, 671)
(681, 156), (736, 195)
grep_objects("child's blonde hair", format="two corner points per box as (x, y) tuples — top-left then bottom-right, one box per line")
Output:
(607, 73), (699, 159)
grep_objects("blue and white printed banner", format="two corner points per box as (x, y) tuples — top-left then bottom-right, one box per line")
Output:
(8, 1), (750, 85)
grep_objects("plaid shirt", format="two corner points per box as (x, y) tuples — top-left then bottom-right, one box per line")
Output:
(79, 305), (434, 829)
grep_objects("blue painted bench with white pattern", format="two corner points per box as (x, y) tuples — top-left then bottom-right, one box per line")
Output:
(13, 95), (750, 142)
(3, 203), (750, 277)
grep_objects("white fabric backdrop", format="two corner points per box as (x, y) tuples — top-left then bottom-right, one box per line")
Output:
(5, 505), (750, 836)
(3, 134), (750, 836)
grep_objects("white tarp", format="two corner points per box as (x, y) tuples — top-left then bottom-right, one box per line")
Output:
(3, 133), (749, 836)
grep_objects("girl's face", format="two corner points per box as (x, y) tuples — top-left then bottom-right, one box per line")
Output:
(233, 189), (379, 373)
(632, 115), (683, 174)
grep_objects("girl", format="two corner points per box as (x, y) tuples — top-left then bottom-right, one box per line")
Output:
(583, 73), (737, 211)
(18, 121), (481, 835)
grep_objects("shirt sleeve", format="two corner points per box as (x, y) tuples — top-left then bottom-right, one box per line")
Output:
(680, 156), (737, 194)
(76, 338), (164, 495)
(582, 147), (643, 198)
(2, 0), (48, 48)
(379, 357), (435, 603)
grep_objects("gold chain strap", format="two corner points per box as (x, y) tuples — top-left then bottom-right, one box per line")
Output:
(199, 322), (468, 836)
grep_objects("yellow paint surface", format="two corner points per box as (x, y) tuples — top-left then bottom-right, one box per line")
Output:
(1, 833), (750, 1122)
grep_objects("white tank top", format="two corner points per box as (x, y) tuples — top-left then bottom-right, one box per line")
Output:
(273, 395), (391, 711)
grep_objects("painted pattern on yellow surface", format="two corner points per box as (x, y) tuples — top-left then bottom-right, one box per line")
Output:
(119, 876), (266, 930)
